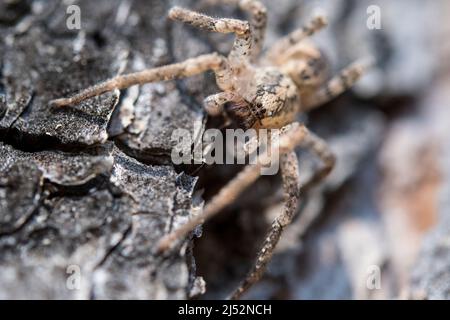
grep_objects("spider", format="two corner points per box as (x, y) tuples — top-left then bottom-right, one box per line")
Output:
(50, 0), (371, 299)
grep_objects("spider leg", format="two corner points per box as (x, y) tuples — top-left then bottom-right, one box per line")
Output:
(239, 0), (267, 61)
(49, 53), (226, 108)
(299, 130), (336, 193)
(230, 149), (300, 299)
(203, 0), (267, 61)
(229, 127), (335, 299)
(303, 59), (372, 111)
(169, 7), (252, 66)
(204, 91), (238, 116)
(156, 123), (308, 253)
(267, 14), (328, 62)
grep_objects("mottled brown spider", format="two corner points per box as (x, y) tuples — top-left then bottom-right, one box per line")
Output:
(50, 0), (371, 300)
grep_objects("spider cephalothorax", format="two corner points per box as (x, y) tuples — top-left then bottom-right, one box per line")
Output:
(49, 0), (370, 299)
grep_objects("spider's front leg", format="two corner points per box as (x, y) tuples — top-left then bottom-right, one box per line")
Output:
(203, 91), (238, 116)
(239, 0), (267, 61)
(201, 0), (267, 61)
(49, 53), (226, 108)
(169, 6), (253, 66)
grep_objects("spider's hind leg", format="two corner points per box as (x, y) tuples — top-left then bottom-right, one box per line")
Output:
(229, 126), (335, 300)
(303, 58), (372, 111)
(267, 14), (328, 63)
(229, 149), (300, 300)
(300, 130), (336, 193)
(156, 123), (308, 254)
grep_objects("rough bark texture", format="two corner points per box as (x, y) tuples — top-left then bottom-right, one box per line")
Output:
(0, 0), (205, 299)
(0, 0), (449, 299)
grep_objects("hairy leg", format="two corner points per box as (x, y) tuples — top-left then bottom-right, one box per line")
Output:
(303, 59), (372, 111)
(50, 53), (226, 108)
(299, 130), (335, 193)
(230, 149), (300, 299)
(204, 91), (238, 116)
(204, 0), (267, 60)
(156, 122), (308, 253)
(267, 14), (328, 62)
(169, 6), (252, 66)
(240, 0), (267, 60)
(230, 127), (335, 299)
